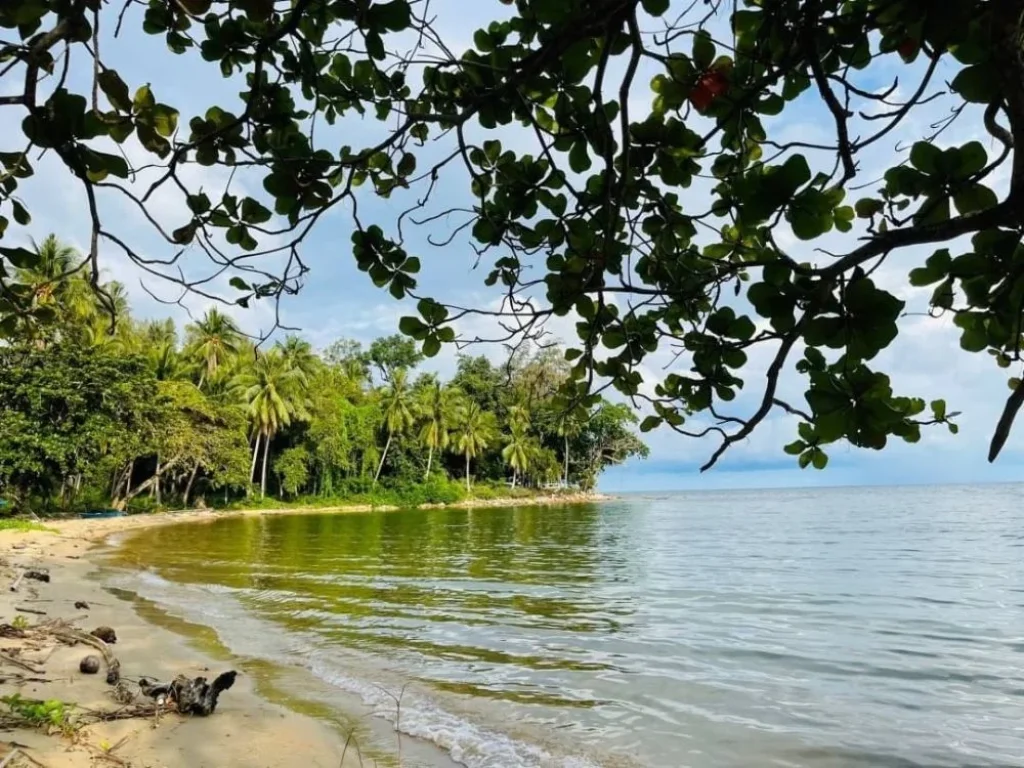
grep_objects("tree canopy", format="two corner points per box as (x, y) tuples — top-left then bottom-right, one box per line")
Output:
(1, 0), (1020, 469)
(0, 236), (645, 511)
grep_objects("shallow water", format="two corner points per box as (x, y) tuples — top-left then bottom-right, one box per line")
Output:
(109, 486), (1024, 767)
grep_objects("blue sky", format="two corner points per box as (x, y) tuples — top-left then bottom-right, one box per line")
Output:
(4, 2), (1024, 492)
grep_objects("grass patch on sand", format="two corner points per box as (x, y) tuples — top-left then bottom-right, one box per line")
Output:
(0, 519), (56, 533)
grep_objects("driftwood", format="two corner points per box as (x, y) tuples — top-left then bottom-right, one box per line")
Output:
(7, 574), (23, 594)
(0, 653), (43, 675)
(49, 628), (120, 685)
(139, 671), (237, 716)
(14, 608), (45, 617)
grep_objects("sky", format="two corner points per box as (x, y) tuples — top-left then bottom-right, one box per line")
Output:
(4, 1), (1024, 492)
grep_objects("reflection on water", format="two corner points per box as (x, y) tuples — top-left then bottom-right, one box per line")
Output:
(113, 487), (1024, 767)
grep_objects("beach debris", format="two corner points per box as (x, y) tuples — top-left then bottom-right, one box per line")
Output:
(89, 626), (116, 645)
(79, 655), (100, 675)
(73, 602), (89, 610)
(48, 625), (120, 685)
(8, 571), (48, 593)
(139, 671), (237, 716)
(14, 608), (45, 616)
(108, 681), (136, 705)
(0, 625), (26, 639)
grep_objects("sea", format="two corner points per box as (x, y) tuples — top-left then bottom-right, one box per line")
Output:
(104, 485), (1024, 767)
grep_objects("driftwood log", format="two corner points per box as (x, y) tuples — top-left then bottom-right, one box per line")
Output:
(140, 671), (237, 716)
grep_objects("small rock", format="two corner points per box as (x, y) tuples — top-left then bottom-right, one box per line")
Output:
(24, 570), (49, 583)
(90, 626), (117, 644)
(79, 655), (101, 674)
(74, 601), (89, 610)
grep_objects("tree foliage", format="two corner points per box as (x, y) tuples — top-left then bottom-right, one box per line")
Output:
(0, 236), (644, 510)
(2, 0), (1018, 468)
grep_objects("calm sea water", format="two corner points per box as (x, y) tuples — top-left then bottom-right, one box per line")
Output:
(108, 486), (1024, 767)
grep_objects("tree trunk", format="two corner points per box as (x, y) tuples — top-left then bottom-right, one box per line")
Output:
(465, 453), (471, 493)
(512, 469), (517, 489)
(183, 464), (200, 508)
(564, 435), (570, 488)
(424, 444), (434, 480)
(153, 452), (161, 505)
(374, 433), (392, 484)
(250, 434), (261, 482)
(261, 433), (270, 498)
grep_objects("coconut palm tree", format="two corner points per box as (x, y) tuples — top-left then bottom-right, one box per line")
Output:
(454, 402), (497, 493)
(556, 411), (584, 488)
(502, 422), (531, 488)
(417, 381), (456, 480)
(374, 368), (416, 483)
(277, 334), (319, 379)
(185, 308), (242, 389)
(239, 349), (309, 497)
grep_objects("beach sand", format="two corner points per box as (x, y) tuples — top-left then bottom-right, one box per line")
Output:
(0, 494), (607, 766)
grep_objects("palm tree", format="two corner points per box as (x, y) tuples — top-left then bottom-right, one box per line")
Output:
(502, 422), (531, 488)
(374, 369), (416, 483)
(417, 382), (456, 480)
(556, 411), (584, 488)
(240, 349), (308, 497)
(277, 334), (319, 379)
(454, 402), (497, 493)
(185, 308), (242, 389)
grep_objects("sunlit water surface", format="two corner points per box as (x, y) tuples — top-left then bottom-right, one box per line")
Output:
(109, 486), (1024, 767)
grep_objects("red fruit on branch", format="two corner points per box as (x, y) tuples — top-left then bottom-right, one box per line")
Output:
(897, 38), (918, 61)
(689, 69), (729, 113)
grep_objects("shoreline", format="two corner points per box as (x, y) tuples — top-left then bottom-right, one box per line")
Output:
(0, 492), (610, 766)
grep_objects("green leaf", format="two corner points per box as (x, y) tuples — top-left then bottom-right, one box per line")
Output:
(569, 141), (591, 173)
(151, 104), (179, 138)
(639, 415), (662, 432)
(0, 247), (38, 269)
(798, 450), (813, 469)
(692, 30), (715, 69)
(855, 198), (883, 218)
(909, 142), (941, 174)
(953, 184), (997, 215)
(97, 70), (132, 112)
(399, 315), (426, 336)
(641, 0), (669, 16)
(951, 65), (999, 104)
(931, 399), (946, 420)
(422, 335), (441, 357)
(11, 200), (30, 226)
(810, 449), (828, 470)
(240, 197), (272, 224)
(229, 277), (250, 291)
(784, 440), (806, 456)
(133, 84), (155, 112)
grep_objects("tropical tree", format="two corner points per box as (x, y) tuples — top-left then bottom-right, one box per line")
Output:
(278, 335), (319, 379)
(374, 368), (416, 483)
(239, 349), (309, 497)
(454, 402), (498, 493)
(417, 381), (456, 480)
(555, 411), (585, 489)
(502, 422), (531, 489)
(185, 309), (243, 390)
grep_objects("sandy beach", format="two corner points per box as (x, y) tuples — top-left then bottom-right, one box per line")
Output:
(0, 494), (608, 766)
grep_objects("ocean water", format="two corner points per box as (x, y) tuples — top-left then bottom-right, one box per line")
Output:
(107, 486), (1024, 767)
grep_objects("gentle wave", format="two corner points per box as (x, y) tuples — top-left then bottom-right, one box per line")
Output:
(109, 487), (1024, 767)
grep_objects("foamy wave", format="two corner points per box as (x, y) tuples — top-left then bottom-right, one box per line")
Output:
(108, 568), (601, 768)
(310, 653), (600, 768)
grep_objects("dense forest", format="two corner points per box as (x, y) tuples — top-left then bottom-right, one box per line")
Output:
(0, 236), (648, 514)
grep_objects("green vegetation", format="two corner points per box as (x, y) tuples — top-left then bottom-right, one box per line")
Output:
(0, 0), (1018, 470)
(0, 238), (647, 514)
(0, 519), (55, 533)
